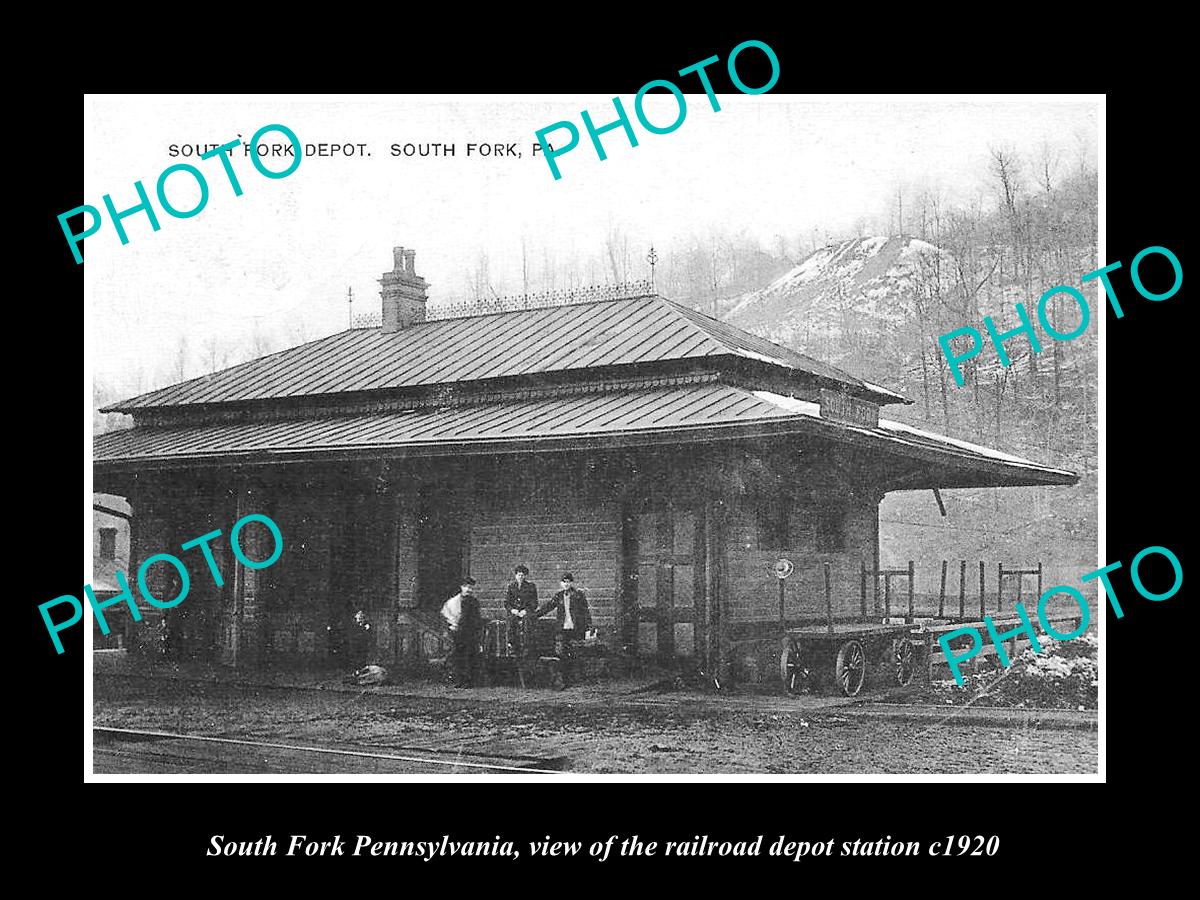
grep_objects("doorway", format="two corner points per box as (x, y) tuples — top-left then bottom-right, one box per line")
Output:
(417, 486), (468, 610)
(620, 495), (706, 662)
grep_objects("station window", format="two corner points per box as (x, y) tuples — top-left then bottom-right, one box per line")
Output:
(98, 527), (117, 561)
(815, 507), (847, 552)
(756, 494), (790, 551)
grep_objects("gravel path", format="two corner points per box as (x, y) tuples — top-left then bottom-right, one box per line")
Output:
(93, 677), (1097, 774)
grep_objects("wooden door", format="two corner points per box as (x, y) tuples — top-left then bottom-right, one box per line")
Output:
(623, 498), (707, 660)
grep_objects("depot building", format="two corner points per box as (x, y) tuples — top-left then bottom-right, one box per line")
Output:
(93, 247), (1077, 674)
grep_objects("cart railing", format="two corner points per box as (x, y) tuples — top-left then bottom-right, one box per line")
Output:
(750, 558), (1051, 630)
(933, 559), (1044, 621)
(862, 560), (916, 623)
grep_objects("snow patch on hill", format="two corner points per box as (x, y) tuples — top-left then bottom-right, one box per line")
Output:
(724, 236), (955, 385)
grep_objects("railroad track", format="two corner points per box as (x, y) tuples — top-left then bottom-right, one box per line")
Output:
(93, 726), (567, 774)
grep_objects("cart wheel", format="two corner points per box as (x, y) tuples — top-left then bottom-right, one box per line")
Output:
(780, 638), (807, 694)
(835, 639), (867, 697)
(893, 638), (916, 687)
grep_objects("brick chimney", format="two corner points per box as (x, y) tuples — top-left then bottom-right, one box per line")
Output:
(379, 246), (428, 332)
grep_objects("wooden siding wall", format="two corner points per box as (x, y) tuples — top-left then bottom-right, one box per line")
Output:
(261, 478), (336, 664)
(718, 447), (880, 630)
(724, 494), (877, 624)
(125, 493), (169, 653)
(471, 455), (621, 642)
(117, 474), (240, 662)
(271, 469), (415, 667)
(111, 440), (884, 671)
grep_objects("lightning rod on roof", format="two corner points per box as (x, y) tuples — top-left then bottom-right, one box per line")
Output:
(347, 286), (354, 327)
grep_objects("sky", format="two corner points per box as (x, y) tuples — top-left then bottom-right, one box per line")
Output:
(84, 95), (1098, 398)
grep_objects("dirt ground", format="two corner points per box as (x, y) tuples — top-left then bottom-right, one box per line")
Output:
(92, 675), (1097, 774)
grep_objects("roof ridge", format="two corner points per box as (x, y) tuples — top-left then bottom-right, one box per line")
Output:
(658, 298), (875, 391)
(105, 295), (680, 412)
(104, 294), (908, 414)
(651, 296), (733, 354)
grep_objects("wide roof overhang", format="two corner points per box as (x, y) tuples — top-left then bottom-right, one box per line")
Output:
(93, 384), (1077, 490)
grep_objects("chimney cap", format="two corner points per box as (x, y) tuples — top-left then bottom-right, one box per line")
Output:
(380, 245), (428, 331)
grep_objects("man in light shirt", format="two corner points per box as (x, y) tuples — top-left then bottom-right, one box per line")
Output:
(441, 576), (482, 687)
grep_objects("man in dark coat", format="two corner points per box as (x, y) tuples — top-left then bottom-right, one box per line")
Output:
(503, 564), (539, 659)
(441, 576), (482, 687)
(536, 573), (593, 686)
(348, 609), (374, 670)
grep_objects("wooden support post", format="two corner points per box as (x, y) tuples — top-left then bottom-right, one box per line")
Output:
(979, 560), (986, 618)
(907, 560), (915, 623)
(127, 493), (159, 657)
(938, 560), (948, 618)
(860, 563), (867, 622)
(692, 501), (708, 663)
(1037, 561), (1043, 598)
(883, 574), (891, 621)
(997, 562), (1004, 612)
(232, 476), (266, 669)
(958, 560), (966, 619)
(705, 485), (729, 681)
(655, 503), (674, 660)
(389, 488), (403, 666)
(703, 500), (717, 674)
(778, 578), (786, 627)
(824, 562), (834, 639)
(873, 544), (881, 618)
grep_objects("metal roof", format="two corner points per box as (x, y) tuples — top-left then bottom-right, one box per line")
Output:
(94, 383), (1075, 488)
(105, 295), (902, 412)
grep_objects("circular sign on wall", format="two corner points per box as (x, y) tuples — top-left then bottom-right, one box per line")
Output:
(773, 558), (794, 579)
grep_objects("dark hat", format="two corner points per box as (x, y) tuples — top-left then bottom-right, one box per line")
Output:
(561, 572), (574, 582)
(461, 576), (477, 586)
(514, 564), (529, 575)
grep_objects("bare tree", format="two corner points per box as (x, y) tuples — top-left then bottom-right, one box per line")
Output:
(201, 335), (230, 374)
(465, 250), (496, 301)
(1037, 140), (1061, 196)
(248, 325), (275, 360)
(285, 316), (311, 348)
(989, 145), (1027, 286)
(910, 239), (945, 418)
(521, 235), (530, 296)
(541, 245), (557, 291)
(773, 234), (798, 265)
(604, 227), (624, 283)
(173, 335), (190, 382)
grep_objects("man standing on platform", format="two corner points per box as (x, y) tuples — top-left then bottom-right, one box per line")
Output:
(504, 564), (539, 659)
(441, 576), (482, 688)
(536, 573), (594, 687)
(349, 608), (374, 670)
